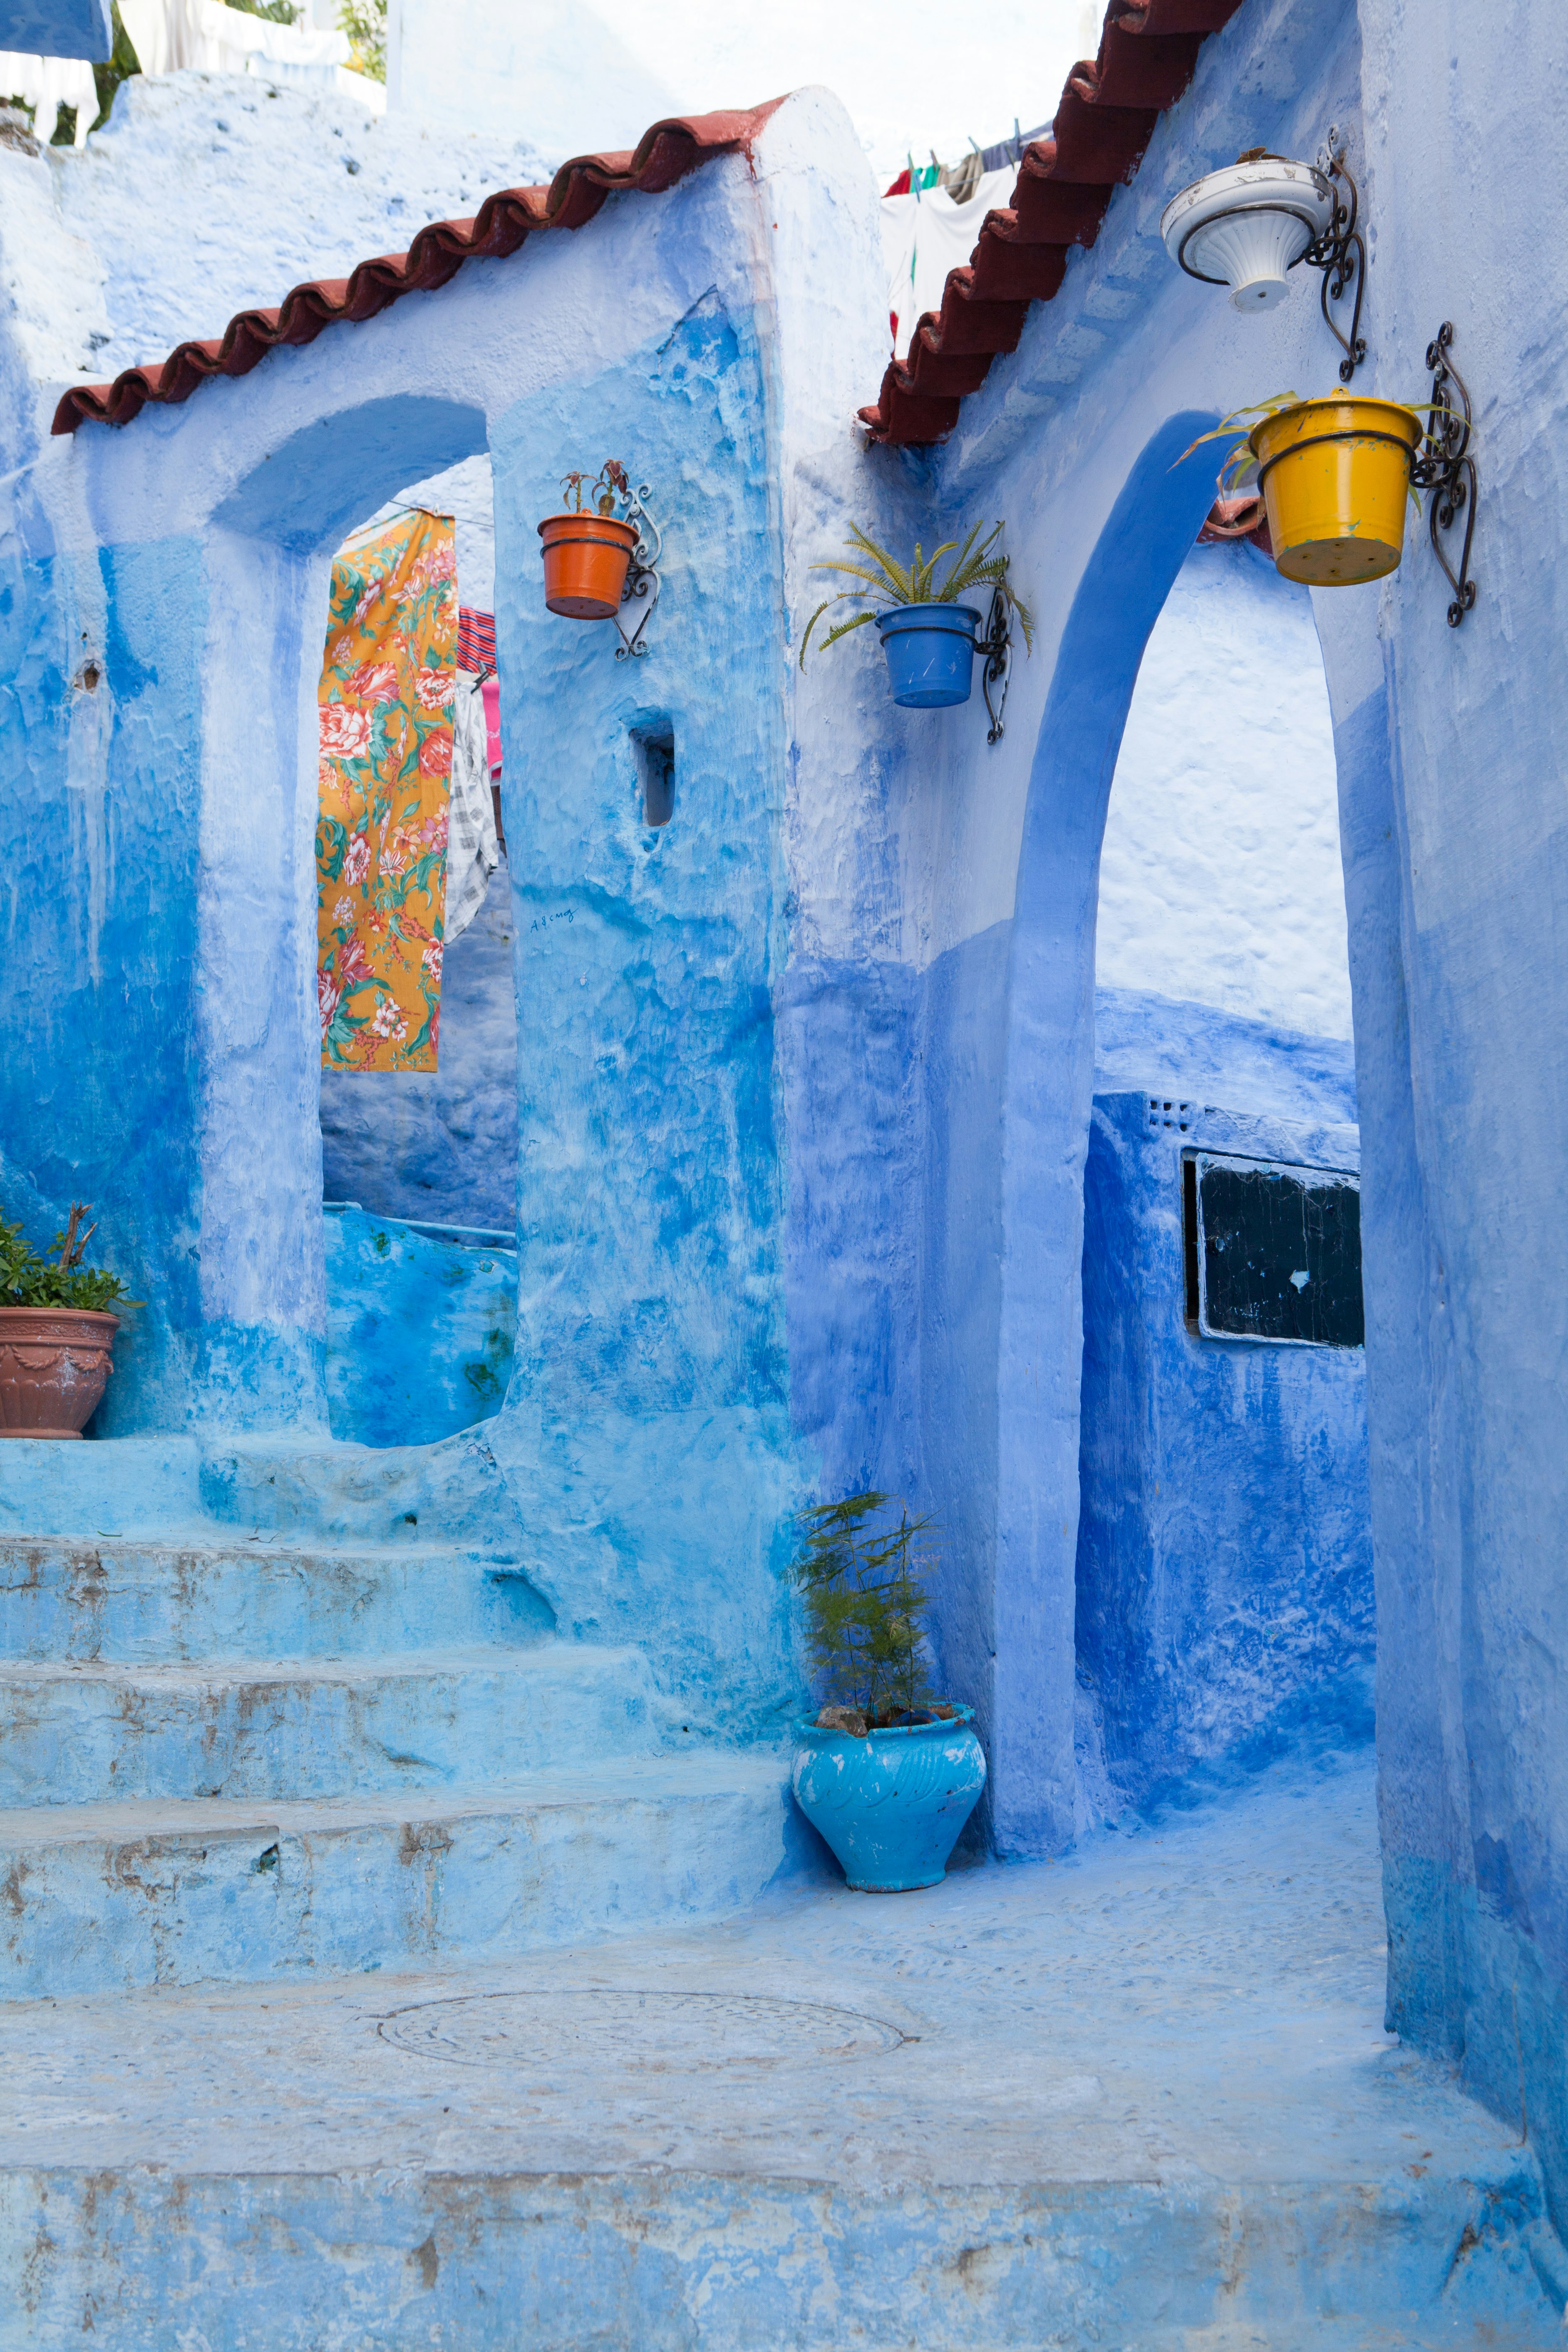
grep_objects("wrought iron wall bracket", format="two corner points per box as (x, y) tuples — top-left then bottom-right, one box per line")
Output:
(1305, 128), (1367, 383)
(1410, 321), (1479, 628)
(613, 483), (663, 660)
(976, 575), (1013, 745)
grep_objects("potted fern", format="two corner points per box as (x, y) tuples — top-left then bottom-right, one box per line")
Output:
(799, 521), (1033, 709)
(0, 1203), (136, 1438)
(789, 1492), (987, 1892)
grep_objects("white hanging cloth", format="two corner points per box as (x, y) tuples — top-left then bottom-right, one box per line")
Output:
(445, 671), (500, 946)
(0, 50), (98, 142)
(117, 0), (347, 80)
(880, 165), (1018, 360)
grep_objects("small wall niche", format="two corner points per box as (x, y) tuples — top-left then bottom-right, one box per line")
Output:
(631, 720), (676, 828)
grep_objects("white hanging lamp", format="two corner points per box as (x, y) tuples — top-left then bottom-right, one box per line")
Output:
(1161, 150), (1335, 313)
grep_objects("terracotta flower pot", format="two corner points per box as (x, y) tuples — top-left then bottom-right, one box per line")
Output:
(537, 513), (638, 619)
(0, 1306), (119, 1438)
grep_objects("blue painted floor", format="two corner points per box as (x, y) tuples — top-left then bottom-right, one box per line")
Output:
(3, 1751), (1563, 2347)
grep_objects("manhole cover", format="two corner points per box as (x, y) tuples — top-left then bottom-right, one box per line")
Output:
(378, 1989), (904, 2071)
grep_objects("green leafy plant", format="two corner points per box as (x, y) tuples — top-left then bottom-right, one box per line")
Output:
(0, 1203), (139, 1313)
(799, 520), (1034, 668)
(336, 0), (385, 77)
(558, 461), (631, 518)
(791, 1491), (936, 1722)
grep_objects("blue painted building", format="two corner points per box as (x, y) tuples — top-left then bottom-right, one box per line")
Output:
(1, 0), (1568, 2329)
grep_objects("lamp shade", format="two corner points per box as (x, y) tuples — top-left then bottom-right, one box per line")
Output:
(1161, 157), (1335, 312)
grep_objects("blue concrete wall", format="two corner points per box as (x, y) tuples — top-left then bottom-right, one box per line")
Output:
(0, 525), (204, 1434)
(1076, 1091), (1373, 1812)
(471, 274), (803, 1736)
(1320, 0), (1568, 2236)
(322, 1205), (515, 1448)
(1095, 990), (1358, 1129)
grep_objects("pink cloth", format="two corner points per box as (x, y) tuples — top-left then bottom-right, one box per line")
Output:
(481, 672), (501, 776)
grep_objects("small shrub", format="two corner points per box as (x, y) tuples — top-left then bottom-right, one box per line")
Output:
(0, 1203), (138, 1313)
(791, 1491), (936, 1722)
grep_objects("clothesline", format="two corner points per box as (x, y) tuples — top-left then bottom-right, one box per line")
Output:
(879, 115), (1054, 359)
(882, 117), (1052, 200)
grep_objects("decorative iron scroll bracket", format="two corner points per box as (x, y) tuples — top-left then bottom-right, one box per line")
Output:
(977, 574), (1013, 745)
(1409, 321), (1479, 628)
(613, 483), (663, 660)
(1305, 127), (1367, 383)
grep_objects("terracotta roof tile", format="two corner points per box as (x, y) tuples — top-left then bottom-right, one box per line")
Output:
(860, 0), (1247, 447)
(52, 101), (784, 434)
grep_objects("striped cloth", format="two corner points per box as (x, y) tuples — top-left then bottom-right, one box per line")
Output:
(457, 606), (496, 672)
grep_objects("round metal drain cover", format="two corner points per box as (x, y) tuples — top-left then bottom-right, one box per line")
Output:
(379, 1988), (904, 2071)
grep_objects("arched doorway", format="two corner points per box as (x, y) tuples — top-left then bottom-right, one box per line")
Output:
(1075, 529), (1372, 1818)
(312, 451), (521, 1447)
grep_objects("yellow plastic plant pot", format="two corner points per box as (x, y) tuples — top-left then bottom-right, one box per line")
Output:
(1249, 397), (1423, 586)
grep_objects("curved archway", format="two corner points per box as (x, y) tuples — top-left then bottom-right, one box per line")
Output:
(989, 409), (1221, 1855)
(194, 396), (493, 1428)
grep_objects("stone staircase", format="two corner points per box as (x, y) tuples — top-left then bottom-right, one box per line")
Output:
(0, 1434), (798, 2001)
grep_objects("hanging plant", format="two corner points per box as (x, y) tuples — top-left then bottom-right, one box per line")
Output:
(1176, 391), (1457, 587)
(538, 461), (639, 620)
(799, 521), (1034, 709)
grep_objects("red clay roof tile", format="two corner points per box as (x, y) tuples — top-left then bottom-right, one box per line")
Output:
(860, 0), (1246, 447)
(52, 100), (784, 434)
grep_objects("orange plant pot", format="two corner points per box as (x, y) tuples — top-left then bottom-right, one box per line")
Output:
(537, 513), (638, 619)
(0, 1305), (119, 1437)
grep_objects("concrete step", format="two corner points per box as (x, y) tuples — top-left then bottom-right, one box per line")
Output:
(0, 1645), (673, 1806)
(0, 1532), (555, 1662)
(0, 1428), (512, 1551)
(2, 2163), (1561, 2350)
(1, 1758), (1562, 2349)
(0, 1751), (799, 1997)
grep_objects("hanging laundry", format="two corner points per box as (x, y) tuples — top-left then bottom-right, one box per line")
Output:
(316, 508), (456, 1073)
(445, 669), (500, 945)
(457, 603), (503, 776)
(0, 50), (99, 144)
(457, 606), (496, 672)
(881, 164), (1020, 358)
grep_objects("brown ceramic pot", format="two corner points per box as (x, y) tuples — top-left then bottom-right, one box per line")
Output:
(0, 1306), (119, 1438)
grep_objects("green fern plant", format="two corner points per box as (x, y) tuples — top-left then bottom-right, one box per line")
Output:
(791, 1491), (936, 1721)
(799, 521), (1034, 668)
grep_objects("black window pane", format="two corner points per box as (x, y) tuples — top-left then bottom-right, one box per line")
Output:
(1198, 1161), (1364, 1347)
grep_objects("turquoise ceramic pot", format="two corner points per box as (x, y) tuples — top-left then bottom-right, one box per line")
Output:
(790, 1707), (987, 1892)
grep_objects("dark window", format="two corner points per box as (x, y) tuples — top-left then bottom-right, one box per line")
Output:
(631, 721), (675, 827)
(1182, 1150), (1364, 1348)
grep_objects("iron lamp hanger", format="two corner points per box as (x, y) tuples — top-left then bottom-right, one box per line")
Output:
(1160, 127), (1366, 381)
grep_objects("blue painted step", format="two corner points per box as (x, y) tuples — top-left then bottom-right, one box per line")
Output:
(0, 1754), (799, 1997)
(0, 1645), (677, 1805)
(0, 1536), (555, 1662)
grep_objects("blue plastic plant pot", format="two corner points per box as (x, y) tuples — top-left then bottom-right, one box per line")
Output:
(790, 1707), (988, 1892)
(876, 602), (983, 708)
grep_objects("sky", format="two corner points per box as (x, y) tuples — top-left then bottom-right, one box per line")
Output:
(583, 0), (1104, 185)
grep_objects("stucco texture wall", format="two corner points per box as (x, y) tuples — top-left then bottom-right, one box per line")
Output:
(1076, 1091), (1373, 1811)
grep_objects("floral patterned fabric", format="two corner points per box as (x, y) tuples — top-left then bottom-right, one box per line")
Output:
(316, 508), (456, 1071)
